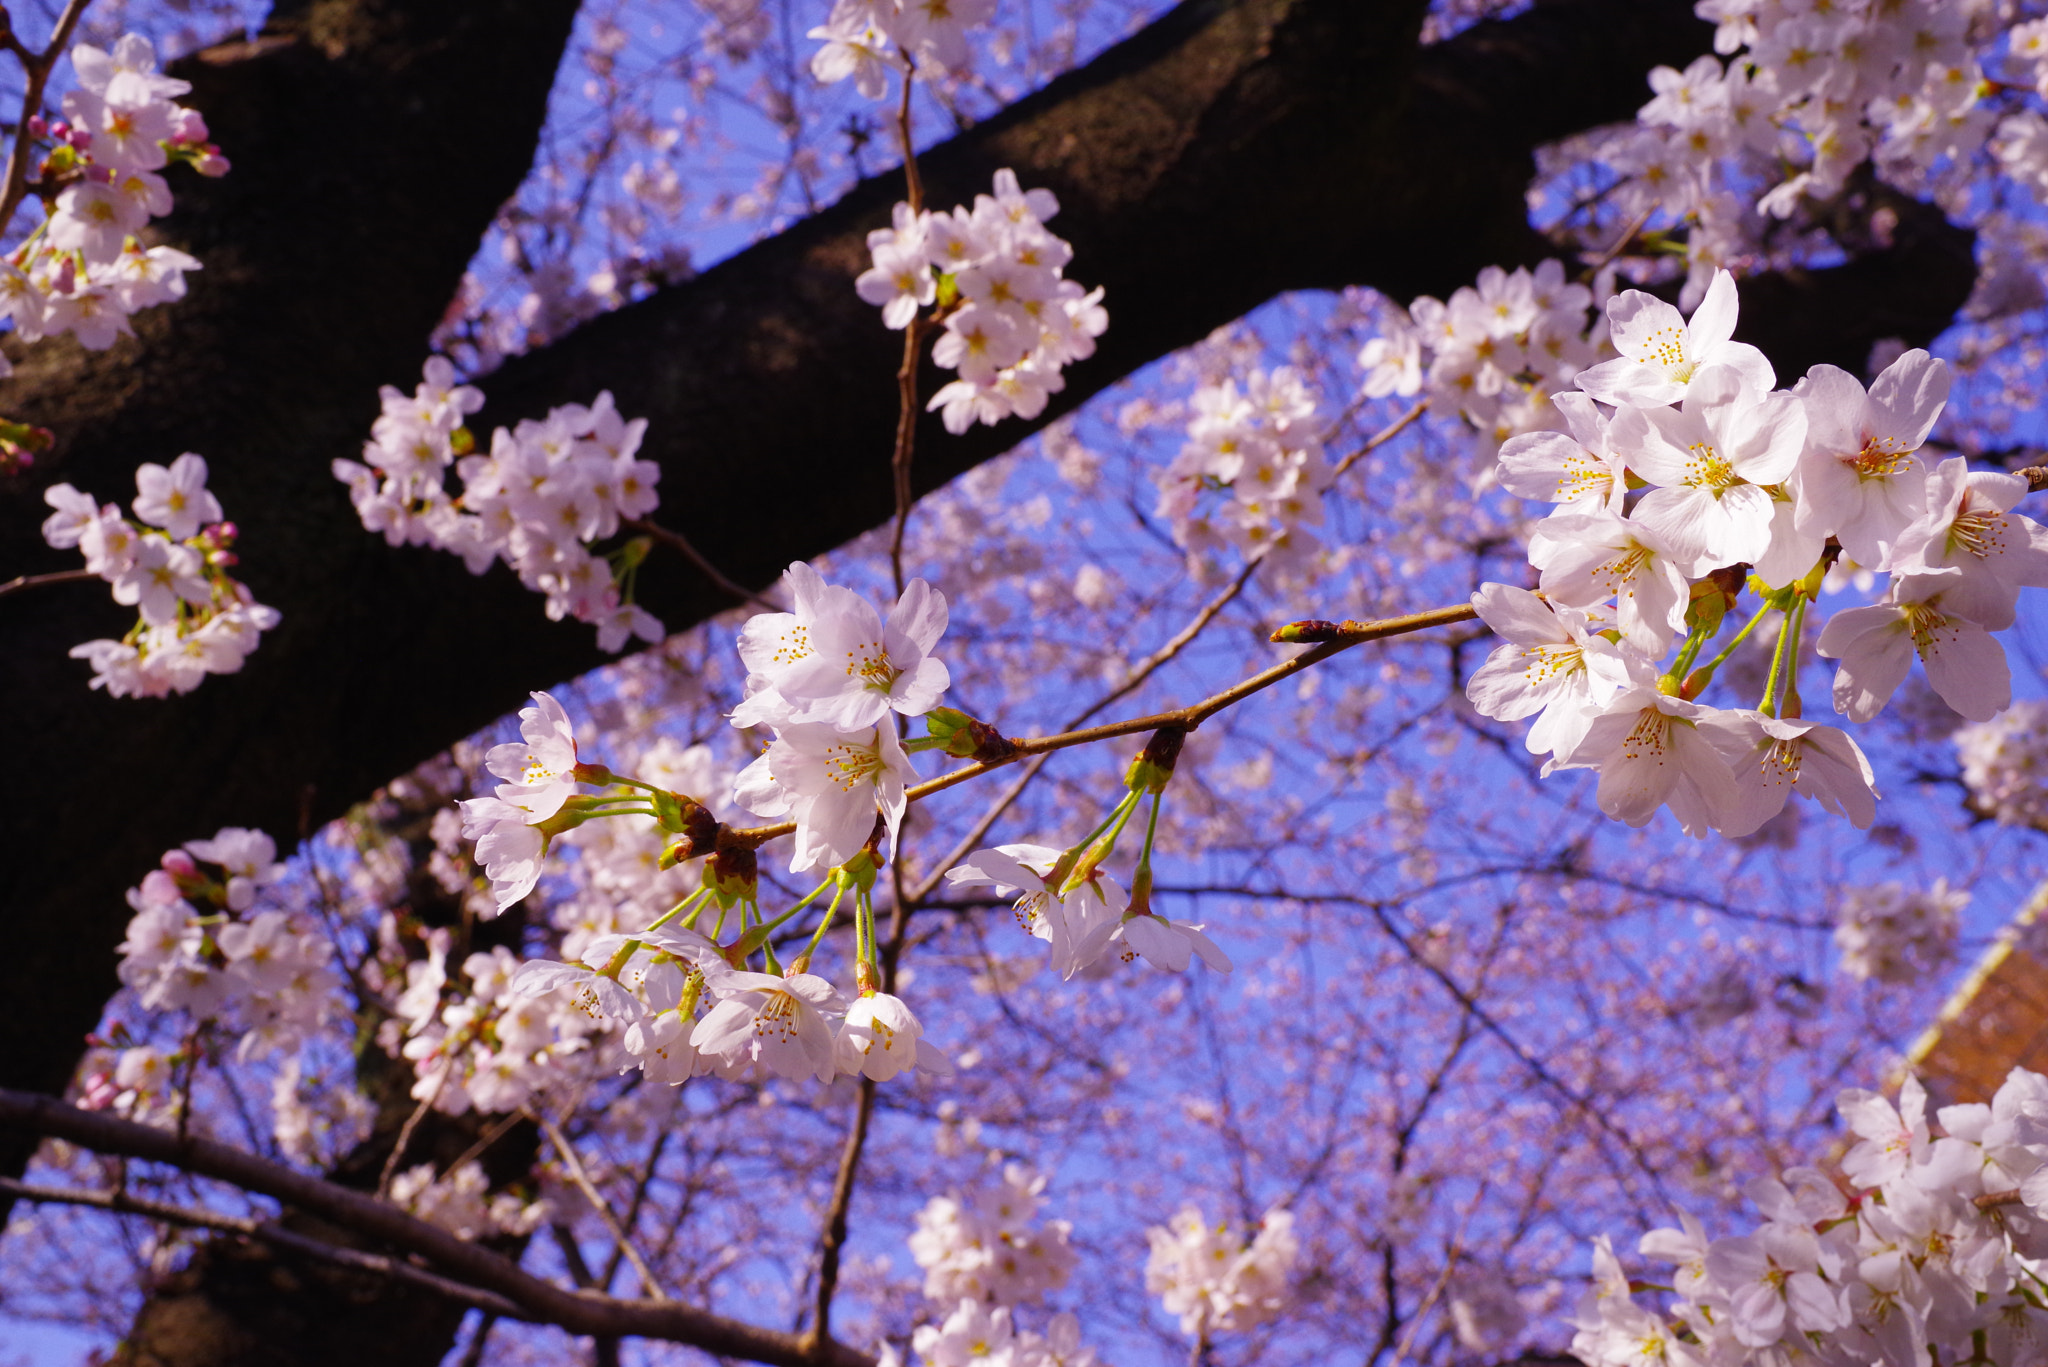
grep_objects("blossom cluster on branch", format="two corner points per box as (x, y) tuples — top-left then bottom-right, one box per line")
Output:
(5, 34), (225, 360)
(95, 827), (339, 1120)
(1143, 1204), (1299, 1341)
(41, 454), (279, 697)
(857, 170), (1107, 433)
(1358, 259), (1605, 457)
(1597, 0), (1996, 301)
(1448, 268), (2048, 838)
(1153, 365), (1332, 576)
(1833, 878), (1967, 985)
(333, 358), (665, 651)
(1575, 1069), (2048, 1367)
(808, 0), (995, 95)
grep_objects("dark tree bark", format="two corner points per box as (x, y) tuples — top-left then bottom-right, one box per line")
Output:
(0, 0), (1975, 1243)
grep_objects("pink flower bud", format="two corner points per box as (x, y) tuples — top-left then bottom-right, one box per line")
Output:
(26, 114), (45, 138)
(160, 849), (199, 878)
(67, 128), (90, 151)
(50, 257), (75, 294)
(171, 108), (208, 143)
(47, 120), (68, 141)
(135, 867), (184, 906)
(195, 147), (229, 178)
(80, 1072), (117, 1110)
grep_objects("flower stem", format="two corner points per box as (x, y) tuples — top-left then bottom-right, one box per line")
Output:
(1759, 606), (1796, 718)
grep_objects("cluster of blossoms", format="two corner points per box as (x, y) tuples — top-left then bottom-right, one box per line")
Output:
(1834, 879), (1967, 984)
(729, 561), (952, 873)
(1574, 1069), (2048, 1367)
(453, 672), (954, 1088)
(333, 358), (664, 652)
(5, 35), (226, 356)
(1605, 1), (1994, 298)
(946, 839), (1232, 981)
(42, 455), (279, 697)
(505, 916), (957, 1087)
(808, 0), (994, 95)
(905, 1301), (1096, 1367)
(908, 1163), (1078, 1306)
(1152, 366), (1332, 575)
(1456, 268), (2048, 838)
(381, 933), (597, 1116)
(1358, 260), (1604, 456)
(388, 1160), (547, 1240)
(103, 828), (340, 1075)
(856, 170), (1107, 434)
(1143, 1205), (1299, 1340)
(1955, 700), (2048, 829)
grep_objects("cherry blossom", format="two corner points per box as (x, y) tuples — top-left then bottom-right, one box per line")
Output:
(1572, 270), (1774, 409)
(733, 720), (916, 873)
(835, 991), (954, 1080)
(689, 968), (846, 1082)
(1790, 351), (1949, 569)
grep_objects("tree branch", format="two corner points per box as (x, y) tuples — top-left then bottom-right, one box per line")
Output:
(0, 1088), (877, 1367)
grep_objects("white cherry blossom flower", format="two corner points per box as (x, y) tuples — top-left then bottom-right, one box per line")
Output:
(458, 796), (546, 914)
(1559, 689), (1742, 836)
(1697, 710), (1879, 835)
(834, 991), (954, 1080)
(1790, 351), (1948, 569)
(856, 203), (934, 327)
(1466, 582), (1635, 763)
(945, 844), (1124, 979)
(1527, 510), (1691, 656)
(130, 453), (222, 539)
(732, 720), (915, 873)
(1887, 456), (2048, 629)
(808, 0), (901, 100)
(731, 562), (949, 728)
(690, 969), (845, 1081)
(485, 690), (583, 821)
(1496, 391), (1628, 512)
(1839, 1075), (1930, 1190)
(1608, 363), (1806, 575)
(110, 534), (209, 625)
(1115, 915), (1232, 974)
(1816, 578), (2012, 723)
(1572, 269), (1775, 408)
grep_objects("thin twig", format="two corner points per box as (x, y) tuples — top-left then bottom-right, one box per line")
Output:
(1329, 400), (1429, 482)
(453, 1313), (500, 1367)
(441, 1109), (526, 1184)
(1357, 900), (1671, 1201)
(901, 397), (1433, 893)
(1579, 202), (1657, 281)
(0, 0), (96, 229)
(599, 1129), (671, 1293)
(0, 566), (95, 599)
(1074, 552), (1268, 726)
(378, 1042), (461, 1199)
(731, 599), (1480, 847)
(886, 62), (926, 597)
(806, 1078), (875, 1359)
(627, 517), (780, 612)
(539, 1113), (670, 1302)
(1386, 1191), (1482, 1367)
